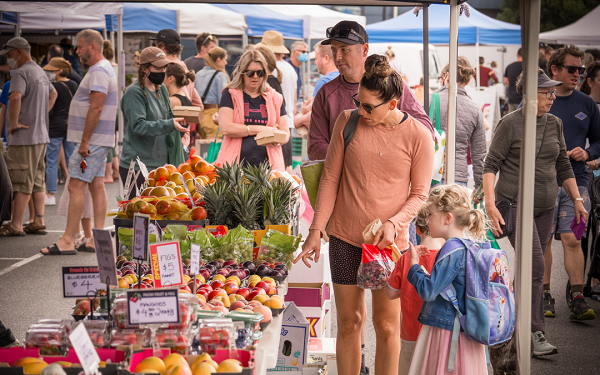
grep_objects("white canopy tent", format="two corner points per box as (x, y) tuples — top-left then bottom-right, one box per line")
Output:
(0, 13), (106, 32)
(540, 5), (600, 45)
(153, 3), (247, 37)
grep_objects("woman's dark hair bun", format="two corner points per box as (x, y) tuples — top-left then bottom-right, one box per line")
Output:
(364, 54), (394, 80)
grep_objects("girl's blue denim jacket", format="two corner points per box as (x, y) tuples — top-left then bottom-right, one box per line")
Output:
(407, 238), (467, 331)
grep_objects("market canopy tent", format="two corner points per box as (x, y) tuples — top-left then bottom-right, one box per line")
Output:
(213, 4), (304, 39)
(260, 4), (366, 40)
(366, 4), (521, 45)
(153, 3), (247, 36)
(106, 3), (177, 33)
(539, 5), (600, 45)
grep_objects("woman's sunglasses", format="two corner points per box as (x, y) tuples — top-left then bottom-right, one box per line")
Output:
(351, 94), (389, 114)
(244, 69), (266, 78)
(559, 65), (585, 75)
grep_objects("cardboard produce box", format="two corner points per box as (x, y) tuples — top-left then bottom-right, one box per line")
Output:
(288, 242), (331, 284)
(255, 129), (288, 145)
(286, 283), (331, 338)
(267, 302), (310, 374)
(307, 338), (336, 363)
(173, 106), (203, 124)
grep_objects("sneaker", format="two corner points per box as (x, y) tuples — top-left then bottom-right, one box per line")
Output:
(569, 295), (596, 320)
(45, 195), (56, 206)
(0, 338), (20, 348)
(544, 291), (555, 318)
(532, 331), (558, 356)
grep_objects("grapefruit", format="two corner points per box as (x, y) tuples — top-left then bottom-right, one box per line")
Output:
(134, 357), (166, 374)
(216, 359), (242, 373)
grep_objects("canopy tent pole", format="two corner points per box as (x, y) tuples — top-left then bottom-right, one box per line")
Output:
(305, 37), (311, 100)
(445, 0), (459, 184)
(102, 28), (107, 40)
(15, 12), (20, 36)
(475, 27), (480, 88)
(516, 1), (540, 373)
(117, 13), (124, 198)
(423, 5), (429, 114)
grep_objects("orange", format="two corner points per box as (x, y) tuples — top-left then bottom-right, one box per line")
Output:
(189, 155), (203, 165)
(164, 164), (178, 174)
(183, 171), (195, 181)
(216, 359), (242, 373)
(163, 354), (189, 370)
(141, 187), (154, 196)
(176, 193), (189, 199)
(169, 172), (185, 186)
(150, 187), (170, 197)
(155, 179), (167, 187)
(147, 178), (156, 187)
(179, 163), (192, 174)
(148, 170), (156, 179)
(135, 357), (166, 374)
(156, 167), (169, 180)
(198, 175), (210, 185)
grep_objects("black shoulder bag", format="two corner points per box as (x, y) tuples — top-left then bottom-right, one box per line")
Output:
(494, 115), (548, 239)
(202, 71), (220, 103)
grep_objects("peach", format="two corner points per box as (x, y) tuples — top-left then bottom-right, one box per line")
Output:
(253, 305), (272, 322)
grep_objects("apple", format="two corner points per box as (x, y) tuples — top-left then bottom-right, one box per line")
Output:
(196, 289), (208, 299)
(210, 280), (224, 290)
(199, 284), (213, 292)
(199, 268), (212, 280)
(236, 288), (251, 300)
(254, 281), (270, 294)
(223, 283), (239, 295)
(247, 288), (266, 301)
(181, 285), (192, 293)
(208, 288), (226, 301)
(215, 268), (231, 277)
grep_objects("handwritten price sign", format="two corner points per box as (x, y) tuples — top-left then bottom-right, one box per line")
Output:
(62, 267), (102, 298)
(149, 241), (184, 288)
(69, 322), (101, 375)
(127, 289), (180, 325)
(133, 213), (150, 260)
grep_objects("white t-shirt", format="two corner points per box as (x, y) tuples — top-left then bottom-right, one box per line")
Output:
(276, 59), (298, 128)
(68, 59), (118, 147)
(389, 59), (405, 77)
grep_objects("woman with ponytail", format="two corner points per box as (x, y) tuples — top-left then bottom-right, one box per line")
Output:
(195, 47), (229, 139)
(295, 55), (434, 375)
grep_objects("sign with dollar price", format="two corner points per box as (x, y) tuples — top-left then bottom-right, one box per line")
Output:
(133, 213), (150, 260)
(149, 241), (184, 288)
(69, 322), (101, 375)
(62, 267), (103, 298)
(93, 228), (118, 286)
(127, 289), (180, 325)
(123, 159), (136, 199)
(190, 243), (200, 275)
(137, 156), (149, 179)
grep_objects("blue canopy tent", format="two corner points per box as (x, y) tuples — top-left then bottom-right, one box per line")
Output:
(106, 3), (177, 33)
(366, 4), (520, 45)
(212, 4), (303, 39)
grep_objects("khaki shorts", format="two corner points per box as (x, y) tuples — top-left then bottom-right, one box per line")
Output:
(6, 143), (47, 194)
(199, 107), (221, 139)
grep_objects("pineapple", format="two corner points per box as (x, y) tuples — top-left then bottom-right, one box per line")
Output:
(201, 180), (232, 226)
(263, 178), (298, 226)
(230, 182), (263, 230)
(215, 160), (245, 186)
(243, 161), (272, 190)
(291, 350), (301, 366)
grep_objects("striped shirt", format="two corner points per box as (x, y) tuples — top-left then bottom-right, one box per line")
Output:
(67, 59), (117, 147)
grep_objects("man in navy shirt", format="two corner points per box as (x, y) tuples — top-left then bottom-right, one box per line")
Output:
(544, 45), (600, 321)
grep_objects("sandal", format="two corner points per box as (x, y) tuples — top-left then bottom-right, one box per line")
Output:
(76, 243), (96, 253)
(23, 223), (47, 235)
(41, 244), (77, 256)
(0, 224), (26, 237)
(74, 234), (91, 248)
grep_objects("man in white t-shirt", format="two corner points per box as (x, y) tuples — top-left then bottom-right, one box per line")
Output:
(41, 29), (118, 255)
(258, 30), (297, 168)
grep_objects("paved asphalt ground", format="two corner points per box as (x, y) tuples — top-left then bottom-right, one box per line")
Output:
(1, 181), (599, 374)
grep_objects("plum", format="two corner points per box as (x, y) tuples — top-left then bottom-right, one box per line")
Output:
(256, 264), (271, 277)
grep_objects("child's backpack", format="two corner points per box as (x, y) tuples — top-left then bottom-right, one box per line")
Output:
(437, 238), (515, 371)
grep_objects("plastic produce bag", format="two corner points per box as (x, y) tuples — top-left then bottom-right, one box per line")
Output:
(162, 225), (191, 259)
(362, 218), (402, 262)
(190, 228), (219, 261)
(357, 244), (394, 290)
(258, 230), (302, 268)
(218, 225), (253, 262)
(300, 160), (324, 210)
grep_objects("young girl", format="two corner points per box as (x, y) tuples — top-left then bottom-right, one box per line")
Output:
(165, 64), (196, 159)
(387, 205), (445, 375)
(407, 184), (488, 375)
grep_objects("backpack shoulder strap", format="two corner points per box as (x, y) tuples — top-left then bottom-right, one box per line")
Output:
(436, 237), (467, 265)
(202, 71), (220, 103)
(343, 109), (360, 153)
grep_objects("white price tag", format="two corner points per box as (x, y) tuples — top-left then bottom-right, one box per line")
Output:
(69, 322), (101, 375)
(93, 229), (118, 286)
(123, 159), (136, 199)
(62, 267), (103, 298)
(133, 213), (150, 261)
(137, 156), (149, 179)
(127, 289), (180, 325)
(149, 241), (184, 288)
(190, 243), (200, 275)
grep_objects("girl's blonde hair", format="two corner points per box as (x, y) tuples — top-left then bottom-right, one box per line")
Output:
(226, 49), (269, 94)
(427, 184), (486, 241)
(205, 47), (230, 81)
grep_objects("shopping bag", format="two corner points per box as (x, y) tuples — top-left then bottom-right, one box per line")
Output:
(362, 218), (402, 261)
(357, 244), (394, 289)
(300, 160), (325, 210)
(429, 93), (445, 184)
(206, 130), (222, 164)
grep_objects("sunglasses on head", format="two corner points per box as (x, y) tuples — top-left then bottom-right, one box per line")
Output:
(244, 69), (266, 78)
(326, 27), (365, 44)
(201, 34), (215, 46)
(559, 65), (585, 75)
(351, 94), (389, 114)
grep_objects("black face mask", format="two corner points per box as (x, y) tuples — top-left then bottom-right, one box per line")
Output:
(147, 71), (165, 85)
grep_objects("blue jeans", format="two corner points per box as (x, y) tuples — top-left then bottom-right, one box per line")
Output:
(46, 137), (74, 193)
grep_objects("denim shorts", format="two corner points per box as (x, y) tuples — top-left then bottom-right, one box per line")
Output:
(552, 186), (591, 237)
(68, 144), (110, 183)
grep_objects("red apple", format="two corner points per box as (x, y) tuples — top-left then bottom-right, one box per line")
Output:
(247, 288), (267, 301)
(210, 280), (224, 290)
(216, 268), (231, 277)
(181, 285), (192, 293)
(254, 281), (270, 294)
(223, 283), (239, 295)
(236, 288), (251, 300)
(199, 284), (213, 292)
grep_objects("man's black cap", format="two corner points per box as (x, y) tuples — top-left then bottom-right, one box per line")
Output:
(150, 29), (181, 45)
(322, 20), (368, 46)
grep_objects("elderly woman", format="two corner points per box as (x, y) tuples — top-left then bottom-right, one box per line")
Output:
(295, 55), (434, 375)
(483, 69), (586, 356)
(216, 49), (288, 169)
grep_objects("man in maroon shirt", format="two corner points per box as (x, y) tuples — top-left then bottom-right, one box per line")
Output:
(308, 21), (434, 161)
(479, 56), (498, 87)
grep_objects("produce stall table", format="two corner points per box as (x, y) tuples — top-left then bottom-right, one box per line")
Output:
(255, 308), (284, 375)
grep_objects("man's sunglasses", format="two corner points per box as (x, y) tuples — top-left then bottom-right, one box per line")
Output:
(537, 89), (557, 99)
(201, 34), (216, 46)
(326, 27), (365, 44)
(352, 94), (389, 114)
(559, 65), (585, 75)
(244, 69), (266, 78)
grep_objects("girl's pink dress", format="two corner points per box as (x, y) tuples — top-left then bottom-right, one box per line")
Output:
(408, 325), (488, 375)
